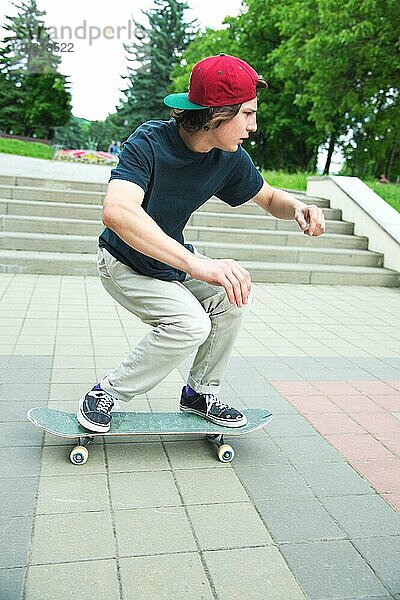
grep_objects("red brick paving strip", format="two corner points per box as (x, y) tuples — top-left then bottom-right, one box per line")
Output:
(382, 493), (400, 511)
(349, 412), (400, 434)
(328, 394), (381, 413)
(273, 380), (400, 513)
(352, 381), (399, 394)
(374, 433), (400, 454)
(287, 395), (340, 414)
(369, 395), (400, 411)
(325, 434), (394, 460)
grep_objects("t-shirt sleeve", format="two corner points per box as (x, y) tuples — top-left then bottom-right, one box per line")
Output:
(109, 130), (153, 192)
(215, 148), (263, 207)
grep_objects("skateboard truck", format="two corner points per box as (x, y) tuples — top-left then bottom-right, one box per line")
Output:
(70, 436), (94, 465)
(206, 433), (234, 463)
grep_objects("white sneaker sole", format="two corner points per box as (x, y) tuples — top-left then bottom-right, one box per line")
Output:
(180, 405), (247, 428)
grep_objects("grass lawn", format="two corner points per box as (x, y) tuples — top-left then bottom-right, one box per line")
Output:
(0, 138), (53, 159)
(364, 180), (400, 213)
(262, 170), (308, 191)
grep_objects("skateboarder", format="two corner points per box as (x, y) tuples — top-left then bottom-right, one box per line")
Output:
(77, 53), (325, 433)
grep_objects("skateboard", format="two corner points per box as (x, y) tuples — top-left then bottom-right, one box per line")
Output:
(27, 407), (273, 465)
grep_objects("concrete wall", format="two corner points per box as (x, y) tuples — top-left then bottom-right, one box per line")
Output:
(307, 176), (400, 272)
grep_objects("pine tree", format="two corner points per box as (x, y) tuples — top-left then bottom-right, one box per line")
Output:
(0, 0), (71, 137)
(114, 0), (196, 134)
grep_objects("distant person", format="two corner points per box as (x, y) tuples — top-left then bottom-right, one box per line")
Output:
(108, 141), (118, 155)
(378, 173), (390, 184)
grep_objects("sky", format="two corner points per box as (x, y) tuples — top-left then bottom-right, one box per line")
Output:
(0, 0), (243, 121)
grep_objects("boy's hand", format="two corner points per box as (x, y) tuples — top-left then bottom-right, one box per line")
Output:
(295, 204), (326, 236)
(187, 255), (251, 308)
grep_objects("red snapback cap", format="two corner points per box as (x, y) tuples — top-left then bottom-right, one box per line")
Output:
(164, 54), (259, 110)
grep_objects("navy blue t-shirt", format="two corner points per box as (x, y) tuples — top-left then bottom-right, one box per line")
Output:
(99, 118), (263, 281)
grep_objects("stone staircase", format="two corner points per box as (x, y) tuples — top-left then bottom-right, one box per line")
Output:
(0, 175), (399, 285)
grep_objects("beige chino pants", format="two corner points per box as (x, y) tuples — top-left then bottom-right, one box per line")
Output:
(97, 247), (252, 403)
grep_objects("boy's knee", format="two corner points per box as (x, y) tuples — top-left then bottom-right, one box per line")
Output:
(190, 312), (211, 344)
(177, 309), (211, 346)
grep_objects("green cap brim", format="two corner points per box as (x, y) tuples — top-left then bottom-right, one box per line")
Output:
(163, 92), (206, 110)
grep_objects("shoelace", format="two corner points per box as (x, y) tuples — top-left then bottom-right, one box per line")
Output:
(204, 394), (233, 415)
(95, 393), (114, 415)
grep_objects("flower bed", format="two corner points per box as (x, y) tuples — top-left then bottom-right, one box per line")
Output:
(54, 149), (118, 165)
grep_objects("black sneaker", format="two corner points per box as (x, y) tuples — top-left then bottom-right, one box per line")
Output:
(77, 384), (115, 433)
(180, 387), (247, 428)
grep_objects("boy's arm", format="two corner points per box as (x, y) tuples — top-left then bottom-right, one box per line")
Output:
(251, 181), (326, 236)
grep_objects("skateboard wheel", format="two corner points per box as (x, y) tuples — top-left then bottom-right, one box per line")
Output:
(217, 444), (234, 463)
(70, 446), (89, 465)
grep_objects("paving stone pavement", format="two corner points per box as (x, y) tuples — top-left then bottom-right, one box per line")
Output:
(0, 273), (400, 599)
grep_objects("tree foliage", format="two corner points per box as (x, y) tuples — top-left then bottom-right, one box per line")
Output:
(170, 0), (399, 177)
(0, 0), (71, 138)
(270, 0), (400, 176)
(112, 0), (196, 137)
(169, 0), (321, 172)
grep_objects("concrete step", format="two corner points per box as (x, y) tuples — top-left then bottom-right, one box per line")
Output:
(0, 248), (397, 285)
(0, 204), (345, 235)
(0, 249), (97, 276)
(189, 212), (353, 234)
(186, 225), (368, 249)
(0, 197), (341, 221)
(271, 189), (331, 207)
(0, 174), (107, 192)
(201, 199), (266, 215)
(0, 231), (383, 267)
(0, 214), (104, 236)
(0, 224), (368, 253)
(241, 261), (400, 286)
(0, 197), (264, 219)
(0, 231), (98, 253)
(0, 185), (103, 205)
(0, 199), (102, 220)
(196, 240), (383, 267)
(0, 184), (331, 208)
(201, 200), (342, 220)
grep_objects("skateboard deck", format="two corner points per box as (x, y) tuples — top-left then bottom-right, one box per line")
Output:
(27, 407), (273, 464)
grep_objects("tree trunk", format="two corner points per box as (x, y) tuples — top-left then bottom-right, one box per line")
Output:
(307, 146), (319, 173)
(323, 134), (336, 175)
(372, 159), (381, 179)
(386, 133), (398, 180)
